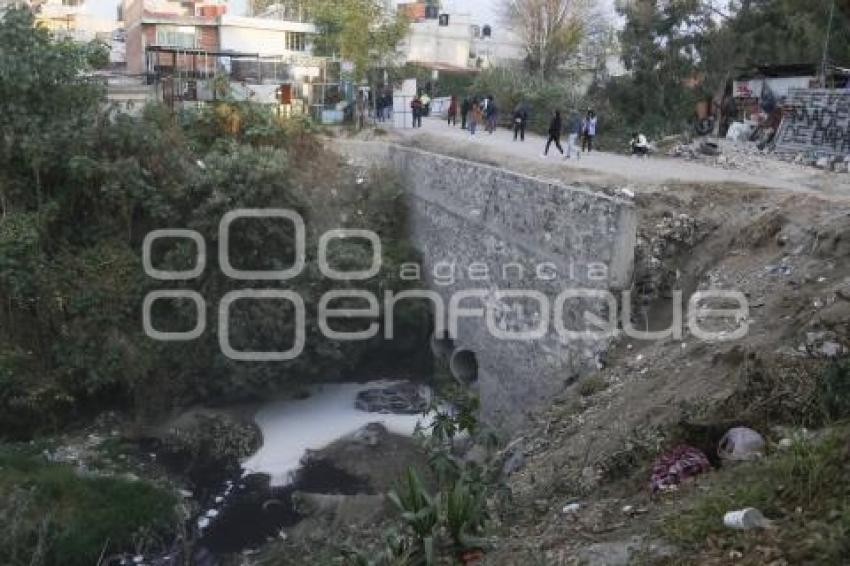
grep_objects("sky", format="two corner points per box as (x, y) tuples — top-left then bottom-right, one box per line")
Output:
(84, 0), (501, 23)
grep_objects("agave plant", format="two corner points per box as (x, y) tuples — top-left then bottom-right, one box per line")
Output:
(441, 476), (488, 552)
(388, 467), (439, 564)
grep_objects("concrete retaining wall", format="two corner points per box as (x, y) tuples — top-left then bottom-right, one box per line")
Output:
(338, 141), (636, 428)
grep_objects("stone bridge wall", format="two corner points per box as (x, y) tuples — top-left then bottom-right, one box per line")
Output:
(775, 89), (850, 156)
(338, 141), (636, 428)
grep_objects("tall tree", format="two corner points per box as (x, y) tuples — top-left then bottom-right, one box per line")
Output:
(306, 0), (409, 81)
(502, 0), (593, 78)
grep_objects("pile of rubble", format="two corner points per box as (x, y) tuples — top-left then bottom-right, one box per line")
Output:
(667, 137), (850, 175)
(778, 152), (850, 173)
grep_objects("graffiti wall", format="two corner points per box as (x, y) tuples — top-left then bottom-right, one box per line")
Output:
(775, 89), (850, 155)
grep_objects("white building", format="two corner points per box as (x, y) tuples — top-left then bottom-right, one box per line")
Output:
(399, 11), (524, 70)
(218, 15), (316, 56)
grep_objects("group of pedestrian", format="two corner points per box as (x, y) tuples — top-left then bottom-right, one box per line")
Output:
(442, 94), (608, 160)
(446, 95), (500, 136)
(543, 109), (597, 159)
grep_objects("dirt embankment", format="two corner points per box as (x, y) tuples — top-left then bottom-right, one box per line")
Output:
(483, 183), (850, 565)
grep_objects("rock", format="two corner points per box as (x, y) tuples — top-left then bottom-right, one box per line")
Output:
(355, 382), (429, 414)
(501, 450), (526, 476)
(351, 422), (385, 447)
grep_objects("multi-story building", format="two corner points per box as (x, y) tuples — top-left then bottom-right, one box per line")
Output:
(121, 0), (338, 115)
(31, 0), (120, 44)
(397, 3), (524, 71)
(122, 0), (223, 75)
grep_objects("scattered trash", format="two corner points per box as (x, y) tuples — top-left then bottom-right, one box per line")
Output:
(178, 489), (193, 499)
(197, 517), (210, 529)
(765, 264), (792, 276)
(206, 509), (219, 518)
(650, 445), (712, 492)
(723, 507), (773, 530)
(699, 141), (721, 156)
(622, 504), (635, 515)
(718, 427), (765, 461)
(777, 437), (794, 450)
(561, 502), (581, 515)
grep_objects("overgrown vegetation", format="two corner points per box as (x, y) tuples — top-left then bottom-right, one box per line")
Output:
(593, 0), (850, 138)
(343, 388), (496, 565)
(0, 445), (178, 566)
(0, 8), (425, 438)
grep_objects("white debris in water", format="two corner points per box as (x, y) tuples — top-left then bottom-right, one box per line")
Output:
(241, 381), (436, 487)
(215, 496), (224, 503)
(197, 517), (210, 529)
(206, 509), (219, 518)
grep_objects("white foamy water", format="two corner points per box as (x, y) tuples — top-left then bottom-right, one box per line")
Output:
(242, 381), (434, 486)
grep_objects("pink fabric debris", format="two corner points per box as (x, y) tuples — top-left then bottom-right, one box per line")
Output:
(650, 444), (712, 492)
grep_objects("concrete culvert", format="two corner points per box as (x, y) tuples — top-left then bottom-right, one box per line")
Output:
(430, 330), (455, 359)
(450, 349), (478, 385)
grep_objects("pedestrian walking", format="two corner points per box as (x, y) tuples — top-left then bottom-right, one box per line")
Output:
(485, 95), (498, 133)
(581, 110), (597, 152)
(411, 96), (423, 128)
(543, 110), (564, 157)
(420, 92), (431, 116)
(355, 91), (367, 130)
(565, 111), (582, 158)
(448, 95), (458, 126)
(469, 100), (482, 135)
(460, 96), (471, 129)
(513, 102), (528, 141)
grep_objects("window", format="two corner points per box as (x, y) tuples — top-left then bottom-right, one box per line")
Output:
(156, 25), (197, 48)
(285, 31), (306, 52)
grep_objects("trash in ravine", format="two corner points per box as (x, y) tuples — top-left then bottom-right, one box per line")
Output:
(718, 427), (766, 461)
(650, 445), (712, 493)
(723, 507), (773, 530)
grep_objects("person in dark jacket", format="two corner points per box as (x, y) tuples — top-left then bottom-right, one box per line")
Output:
(543, 110), (564, 157)
(513, 102), (529, 141)
(460, 97), (471, 129)
(485, 95), (498, 133)
(447, 95), (458, 126)
(411, 96), (423, 128)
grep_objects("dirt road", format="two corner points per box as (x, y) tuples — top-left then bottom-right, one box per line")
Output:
(390, 117), (850, 199)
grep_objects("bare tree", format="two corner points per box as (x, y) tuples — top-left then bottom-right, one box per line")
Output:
(502, 0), (594, 78)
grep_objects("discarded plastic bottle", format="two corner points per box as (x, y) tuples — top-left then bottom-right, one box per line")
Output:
(723, 507), (772, 529)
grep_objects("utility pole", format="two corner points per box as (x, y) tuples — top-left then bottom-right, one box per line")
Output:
(820, 0), (835, 87)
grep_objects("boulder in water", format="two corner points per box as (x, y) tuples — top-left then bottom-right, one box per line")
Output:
(354, 382), (429, 414)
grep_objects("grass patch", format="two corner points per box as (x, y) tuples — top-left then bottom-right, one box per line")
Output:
(660, 427), (850, 564)
(0, 444), (178, 566)
(577, 375), (608, 397)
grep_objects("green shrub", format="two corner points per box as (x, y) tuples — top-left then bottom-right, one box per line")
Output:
(0, 445), (178, 566)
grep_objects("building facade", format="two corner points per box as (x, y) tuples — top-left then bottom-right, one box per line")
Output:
(399, 8), (524, 71)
